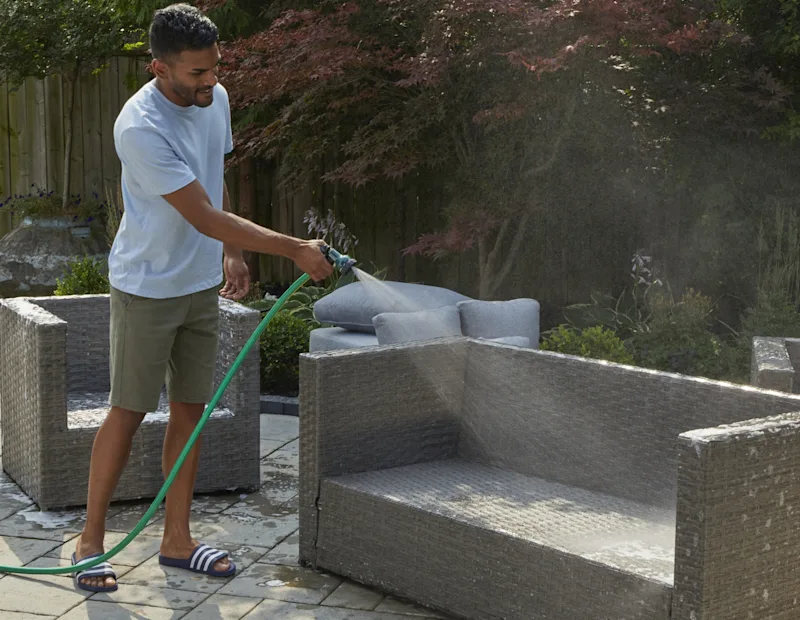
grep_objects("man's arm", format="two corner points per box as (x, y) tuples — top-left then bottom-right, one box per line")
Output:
(221, 180), (244, 261)
(164, 179), (332, 281)
(116, 124), (333, 281)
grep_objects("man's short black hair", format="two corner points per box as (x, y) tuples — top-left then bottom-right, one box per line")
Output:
(149, 3), (218, 61)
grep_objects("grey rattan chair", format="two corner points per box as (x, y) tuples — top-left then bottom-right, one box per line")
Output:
(0, 294), (261, 510)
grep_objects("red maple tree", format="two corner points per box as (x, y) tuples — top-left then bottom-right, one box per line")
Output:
(204, 0), (773, 297)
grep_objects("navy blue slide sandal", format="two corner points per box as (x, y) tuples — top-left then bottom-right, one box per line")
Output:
(71, 552), (118, 593)
(158, 543), (236, 577)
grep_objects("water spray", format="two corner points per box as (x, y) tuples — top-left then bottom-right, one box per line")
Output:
(0, 245), (357, 576)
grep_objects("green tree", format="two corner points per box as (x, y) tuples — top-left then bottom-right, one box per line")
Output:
(0, 0), (141, 208)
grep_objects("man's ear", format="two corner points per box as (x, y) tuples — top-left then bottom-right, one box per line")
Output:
(150, 58), (170, 80)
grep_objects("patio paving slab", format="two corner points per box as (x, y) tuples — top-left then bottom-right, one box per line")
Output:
(217, 562), (343, 604)
(121, 543), (269, 594)
(0, 413), (453, 620)
(60, 601), (187, 619)
(0, 573), (91, 616)
(321, 580), (385, 611)
(182, 594), (262, 619)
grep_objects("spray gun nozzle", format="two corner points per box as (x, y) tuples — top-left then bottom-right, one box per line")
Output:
(320, 244), (357, 276)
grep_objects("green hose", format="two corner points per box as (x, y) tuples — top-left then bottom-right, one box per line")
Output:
(0, 271), (312, 575)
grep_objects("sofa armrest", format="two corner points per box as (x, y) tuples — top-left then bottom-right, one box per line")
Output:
(750, 336), (796, 392)
(673, 412), (800, 620)
(214, 299), (261, 416)
(0, 299), (67, 491)
(298, 337), (468, 565)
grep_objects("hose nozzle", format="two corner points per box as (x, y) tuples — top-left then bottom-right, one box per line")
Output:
(320, 244), (357, 275)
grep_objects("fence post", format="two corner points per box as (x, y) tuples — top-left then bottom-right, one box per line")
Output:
(0, 210), (11, 239)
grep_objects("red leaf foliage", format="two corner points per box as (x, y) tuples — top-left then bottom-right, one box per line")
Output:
(403, 211), (502, 258)
(208, 0), (755, 254)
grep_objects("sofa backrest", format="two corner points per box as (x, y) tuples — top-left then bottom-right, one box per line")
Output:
(459, 340), (800, 509)
(32, 295), (111, 393)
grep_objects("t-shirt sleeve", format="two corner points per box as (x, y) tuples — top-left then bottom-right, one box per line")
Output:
(117, 126), (197, 196)
(223, 90), (234, 154)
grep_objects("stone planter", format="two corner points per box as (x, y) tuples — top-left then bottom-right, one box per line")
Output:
(0, 215), (108, 297)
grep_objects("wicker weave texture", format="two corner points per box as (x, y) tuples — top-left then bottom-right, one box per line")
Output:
(298, 339), (466, 566)
(0, 294), (261, 510)
(460, 342), (800, 508)
(0, 298), (67, 503)
(673, 413), (800, 620)
(34, 296), (111, 393)
(317, 474), (673, 620)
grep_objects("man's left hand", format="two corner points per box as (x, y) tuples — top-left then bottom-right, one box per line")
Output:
(221, 255), (250, 301)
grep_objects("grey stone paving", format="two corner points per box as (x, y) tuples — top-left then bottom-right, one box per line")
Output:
(0, 414), (452, 619)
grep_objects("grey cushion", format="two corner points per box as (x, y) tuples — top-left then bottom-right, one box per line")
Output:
(314, 281), (471, 333)
(309, 327), (379, 352)
(457, 298), (540, 347)
(482, 336), (531, 348)
(373, 306), (463, 345)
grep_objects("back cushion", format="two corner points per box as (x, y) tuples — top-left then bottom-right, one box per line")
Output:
(373, 306), (462, 345)
(459, 341), (800, 509)
(314, 281), (471, 334)
(457, 299), (540, 348)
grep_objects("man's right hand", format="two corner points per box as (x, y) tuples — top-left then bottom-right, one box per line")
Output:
(292, 239), (335, 282)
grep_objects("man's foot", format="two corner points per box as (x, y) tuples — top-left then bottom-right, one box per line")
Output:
(73, 537), (117, 591)
(159, 539), (233, 576)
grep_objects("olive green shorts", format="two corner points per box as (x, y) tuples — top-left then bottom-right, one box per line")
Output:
(109, 285), (220, 413)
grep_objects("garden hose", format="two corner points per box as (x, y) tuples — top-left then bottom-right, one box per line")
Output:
(0, 245), (355, 575)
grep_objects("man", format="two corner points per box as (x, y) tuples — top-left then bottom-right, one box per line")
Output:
(71, 3), (333, 592)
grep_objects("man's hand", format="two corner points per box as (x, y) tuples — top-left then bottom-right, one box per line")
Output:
(220, 254), (251, 301)
(292, 239), (335, 282)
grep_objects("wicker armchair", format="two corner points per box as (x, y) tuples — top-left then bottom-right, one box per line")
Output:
(0, 294), (261, 510)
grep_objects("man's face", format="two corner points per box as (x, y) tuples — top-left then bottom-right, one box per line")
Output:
(154, 43), (220, 108)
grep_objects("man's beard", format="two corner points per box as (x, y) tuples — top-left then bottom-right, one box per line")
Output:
(173, 80), (213, 108)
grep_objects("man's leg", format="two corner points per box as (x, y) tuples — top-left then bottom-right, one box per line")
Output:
(158, 286), (231, 574)
(75, 406), (145, 589)
(74, 287), (183, 589)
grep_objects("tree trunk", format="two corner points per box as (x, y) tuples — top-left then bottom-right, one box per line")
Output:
(61, 64), (80, 211)
(478, 212), (532, 299)
(238, 156), (260, 281)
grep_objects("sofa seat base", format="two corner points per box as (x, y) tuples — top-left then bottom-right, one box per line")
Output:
(314, 458), (674, 620)
(67, 391), (234, 429)
(3, 392), (258, 511)
(309, 326), (378, 352)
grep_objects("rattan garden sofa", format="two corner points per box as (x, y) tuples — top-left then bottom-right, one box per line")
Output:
(0, 294), (261, 510)
(299, 337), (800, 620)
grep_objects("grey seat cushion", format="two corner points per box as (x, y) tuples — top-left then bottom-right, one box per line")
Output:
(373, 306), (463, 345)
(457, 298), (540, 347)
(314, 281), (471, 333)
(310, 327), (379, 352)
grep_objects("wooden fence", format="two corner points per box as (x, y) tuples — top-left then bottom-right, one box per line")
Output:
(0, 55), (637, 309)
(0, 55), (151, 208)
(0, 55), (472, 292)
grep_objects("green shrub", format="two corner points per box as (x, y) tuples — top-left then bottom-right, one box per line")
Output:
(739, 291), (800, 340)
(541, 325), (635, 365)
(54, 256), (109, 296)
(626, 288), (727, 379)
(3, 185), (106, 226)
(717, 290), (800, 384)
(259, 310), (312, 396)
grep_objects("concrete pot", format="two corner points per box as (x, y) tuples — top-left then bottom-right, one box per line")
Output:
(0, 216), (108, 298)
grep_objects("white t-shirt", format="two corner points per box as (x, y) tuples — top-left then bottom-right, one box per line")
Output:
(108, 79), (233, 299)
